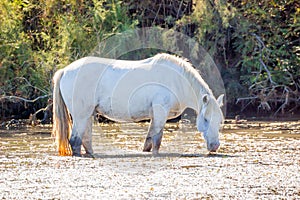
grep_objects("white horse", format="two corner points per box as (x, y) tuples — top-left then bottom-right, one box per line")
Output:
(52, 53), (224, 157)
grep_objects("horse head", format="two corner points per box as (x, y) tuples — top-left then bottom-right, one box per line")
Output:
(196, 94), (224, 152)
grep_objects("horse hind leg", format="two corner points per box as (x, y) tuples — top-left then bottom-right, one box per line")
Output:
(69, 126), (82, 157)
(69, 118), (90, 157)
(82, 117), (94, 158)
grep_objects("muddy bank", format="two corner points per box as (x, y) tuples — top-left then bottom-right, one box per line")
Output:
(0, 121), (299, 199)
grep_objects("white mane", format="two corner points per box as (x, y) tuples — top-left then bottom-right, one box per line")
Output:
(153, 53), (213, 97)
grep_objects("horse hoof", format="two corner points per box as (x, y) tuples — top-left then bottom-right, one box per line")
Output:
(143, 148), (151, 152)
(72, 153), (82, 157)
(143, 144), (152, 152)
(143, 138), (152, 152)
(83, 153), (95, 158)
(152, 149), (159, 156)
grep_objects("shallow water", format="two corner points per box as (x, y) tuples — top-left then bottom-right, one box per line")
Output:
(0, 121), (299, 199)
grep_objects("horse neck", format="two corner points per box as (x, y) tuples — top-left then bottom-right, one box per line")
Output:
(183, 70), (212, 114)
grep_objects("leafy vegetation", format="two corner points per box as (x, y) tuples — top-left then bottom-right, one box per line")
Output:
(228, 0), (300, 115)
(177, 0), (299, 116)
(0, 0), (299, 120)
(0, 0), (136, 119)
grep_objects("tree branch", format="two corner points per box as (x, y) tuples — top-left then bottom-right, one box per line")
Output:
(0, 94), (49, 103)
(12, 77), (48, 95)
(259, 58), (276, 85)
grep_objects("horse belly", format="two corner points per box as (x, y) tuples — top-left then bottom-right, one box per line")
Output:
(128, 86), (183, 121)
(96, 96), (152, 122)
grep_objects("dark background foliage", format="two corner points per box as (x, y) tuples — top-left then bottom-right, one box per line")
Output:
(0, 0), (299, 120)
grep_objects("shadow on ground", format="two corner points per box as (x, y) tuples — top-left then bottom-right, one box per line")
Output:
(91, 152), (236, 159)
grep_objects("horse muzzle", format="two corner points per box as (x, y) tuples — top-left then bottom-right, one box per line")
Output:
(207, 141), (220, 152)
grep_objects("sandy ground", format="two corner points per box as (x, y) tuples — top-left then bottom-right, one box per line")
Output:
(0, 121), (299, 199)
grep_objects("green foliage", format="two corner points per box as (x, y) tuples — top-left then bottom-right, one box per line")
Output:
(0, 0), (298, 117)
(177, 0), (235, 57)
(177, 0), (242, 103)
(232, 0), (299, 82)
(229, 0), (300, 113)
(124, 0), (192, 28)
(177, 0), (299, 113)
(0, 0), (136, 98)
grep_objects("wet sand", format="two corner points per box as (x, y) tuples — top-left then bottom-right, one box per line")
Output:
(0, 121), (299, 199)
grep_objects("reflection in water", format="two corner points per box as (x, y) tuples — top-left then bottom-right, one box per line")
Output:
(0, 126), (55, 158)
(93, 122), (207, 156)
(0, 121), (299, 158)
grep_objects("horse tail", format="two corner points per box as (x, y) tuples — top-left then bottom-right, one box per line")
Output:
(52, 69), (72, 156)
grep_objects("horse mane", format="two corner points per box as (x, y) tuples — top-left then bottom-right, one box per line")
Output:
(153, 53), (194, 70)
(153, 53), (213, 96)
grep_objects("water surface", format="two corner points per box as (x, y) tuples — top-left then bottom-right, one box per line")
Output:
(0, 121), (299, 199)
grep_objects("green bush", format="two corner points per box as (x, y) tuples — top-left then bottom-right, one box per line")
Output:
(0, 0), (136, 100)
(177, 0), (299, 115)
(1, 0), (299, 118)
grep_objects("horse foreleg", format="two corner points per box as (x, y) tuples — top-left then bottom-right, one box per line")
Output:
(152, 129), (163, 155)
(143, 103), (168, 155)
(143, 120), (155, 152)
(82, 117), (94, 157)
(143, 136), (152, 152)
(143, 124), (164, 154)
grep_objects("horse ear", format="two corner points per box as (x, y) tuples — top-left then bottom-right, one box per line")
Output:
(216, 94), (224, 107)
(202, 94), (209, 105)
